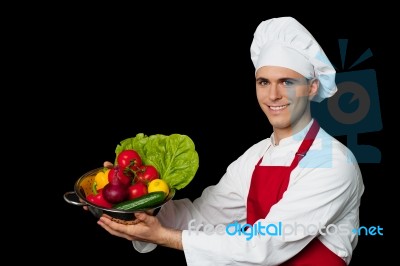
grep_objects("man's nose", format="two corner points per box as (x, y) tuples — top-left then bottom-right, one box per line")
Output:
(268, 83), (282, 100)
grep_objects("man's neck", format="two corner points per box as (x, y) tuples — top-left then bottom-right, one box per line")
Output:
(273, 118), (313, 145)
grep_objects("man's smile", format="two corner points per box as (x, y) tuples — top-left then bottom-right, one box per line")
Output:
(268, 104), (289, 111)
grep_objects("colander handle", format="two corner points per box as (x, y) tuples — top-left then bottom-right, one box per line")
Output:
(63, 191), (88, 206)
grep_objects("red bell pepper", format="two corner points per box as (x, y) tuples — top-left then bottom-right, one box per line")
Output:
(86, 188), (113, 209)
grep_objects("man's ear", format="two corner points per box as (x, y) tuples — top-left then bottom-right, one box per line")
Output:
(309, 79), (319, 100)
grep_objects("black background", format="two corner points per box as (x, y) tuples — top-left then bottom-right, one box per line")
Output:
(39, 7), (388, 265)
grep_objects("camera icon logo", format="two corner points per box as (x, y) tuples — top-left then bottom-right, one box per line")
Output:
(311, 39), (382, 163)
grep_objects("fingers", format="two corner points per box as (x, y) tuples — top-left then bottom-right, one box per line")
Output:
(135, 212), (152, 224)
(98, 216), (133, 240)
(79, 198), (89, 211)
(99, 215), (123, 229)
(104, 161), (113, 168)
(135, 212), (149, 222)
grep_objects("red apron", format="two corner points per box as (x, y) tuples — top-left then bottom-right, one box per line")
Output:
(247, 120), (346, 265)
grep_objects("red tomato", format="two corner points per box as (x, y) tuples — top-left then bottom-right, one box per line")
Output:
(108, 166), (132, 187)
(127, 182), (148, 200)
(86, 189), (113, 208)
(117, 149), (142, 171)
(136, 165), (159, 185)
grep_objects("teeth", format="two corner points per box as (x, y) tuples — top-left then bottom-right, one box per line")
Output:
(270, 105), (287, 111)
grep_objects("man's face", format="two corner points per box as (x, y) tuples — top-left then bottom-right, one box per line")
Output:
(255, 66), (316, 136)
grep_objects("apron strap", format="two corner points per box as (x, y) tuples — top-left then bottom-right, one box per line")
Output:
(290, 120), (320, 169)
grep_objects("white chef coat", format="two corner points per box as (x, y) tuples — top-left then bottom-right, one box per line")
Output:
(132, 120), (364, 265)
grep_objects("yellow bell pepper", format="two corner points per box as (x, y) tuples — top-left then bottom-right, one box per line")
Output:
(93, 169), (110, 193)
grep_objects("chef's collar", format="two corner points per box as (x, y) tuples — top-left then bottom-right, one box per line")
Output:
(270, 119), (315, 147)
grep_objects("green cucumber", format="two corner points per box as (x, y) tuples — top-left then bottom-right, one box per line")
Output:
(114, 191), (166, 211)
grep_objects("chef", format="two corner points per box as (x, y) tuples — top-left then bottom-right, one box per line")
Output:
(98, 16), (365, 266)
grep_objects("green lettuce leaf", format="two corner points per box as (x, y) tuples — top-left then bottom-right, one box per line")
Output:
(115, 133), (199, 190)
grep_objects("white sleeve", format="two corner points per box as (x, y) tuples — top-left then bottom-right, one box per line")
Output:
(182, 144), (364, 265)
(132, 241), (157, 253)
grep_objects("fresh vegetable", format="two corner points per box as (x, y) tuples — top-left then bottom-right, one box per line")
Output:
(135, 165), (159, 185)
(117, 149), (142, 172)
(148, 179), (169, 196)
(86, 189), (113, 209)
(115, 133), (199, 190)
(92, 169), (110, 193)
(102, 172), (129, 204)
(127, 182), (148, 200)
(113, 191), (166, 211)
(108, 166), (132, 187)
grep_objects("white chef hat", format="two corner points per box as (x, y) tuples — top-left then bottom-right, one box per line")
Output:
(250, 17), (337, 102)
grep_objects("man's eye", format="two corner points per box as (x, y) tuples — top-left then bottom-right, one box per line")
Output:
(283, 80), (295, 86)
(259, 81), (269, 86)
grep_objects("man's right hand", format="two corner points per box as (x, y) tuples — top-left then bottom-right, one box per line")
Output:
(103, 161), (113, 169)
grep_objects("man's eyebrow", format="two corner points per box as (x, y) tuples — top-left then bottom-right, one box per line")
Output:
(256, 77), (299, 82)
(256, 77), (269, 82)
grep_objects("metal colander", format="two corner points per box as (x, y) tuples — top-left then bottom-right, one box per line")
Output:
(64, 167), (175, 224)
